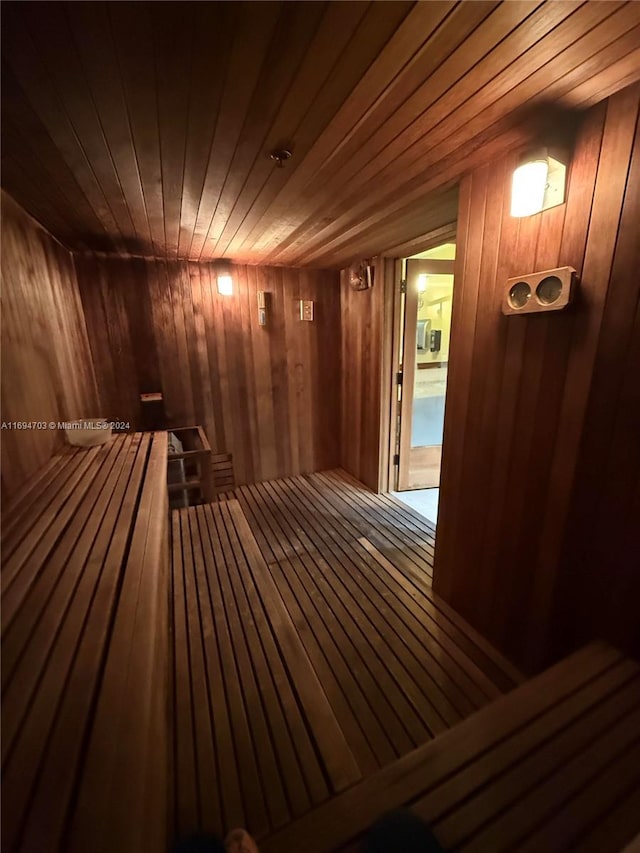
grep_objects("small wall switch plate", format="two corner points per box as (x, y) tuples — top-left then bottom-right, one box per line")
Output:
(257, 291), (266, 309)
(300, 300), (314, 321)
(258, 308), (267, 326)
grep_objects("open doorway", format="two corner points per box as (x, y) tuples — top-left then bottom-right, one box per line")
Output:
(392, 242), (456, 524)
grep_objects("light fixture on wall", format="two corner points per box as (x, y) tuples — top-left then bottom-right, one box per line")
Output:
(214, 260), (233, 296)
(348, 259), (375, 290)
(217, 274), (233, 296)
(510, 147), (568, 218)
(418, 274), (428, 310)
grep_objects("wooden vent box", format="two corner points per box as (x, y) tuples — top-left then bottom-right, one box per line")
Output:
(502, 266), (577, 316)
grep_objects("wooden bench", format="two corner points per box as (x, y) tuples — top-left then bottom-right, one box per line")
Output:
(1, 431), (169, 853)
(260, 640), (640, 852)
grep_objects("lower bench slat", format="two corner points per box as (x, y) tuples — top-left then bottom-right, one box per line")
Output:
(1, 432), (170, 853)
(259, 641), (638, 853)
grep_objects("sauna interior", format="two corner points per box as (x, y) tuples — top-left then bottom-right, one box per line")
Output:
(2, 2), (640, 851)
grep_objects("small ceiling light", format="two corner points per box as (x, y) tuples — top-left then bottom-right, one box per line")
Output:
(217, 273), (233, 296)
(269, 148), (293, 168)
(511, 147), (567, 218)
(418, 274), (428, 292)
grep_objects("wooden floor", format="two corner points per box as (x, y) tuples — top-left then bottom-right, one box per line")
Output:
(170, 469), (522, 843)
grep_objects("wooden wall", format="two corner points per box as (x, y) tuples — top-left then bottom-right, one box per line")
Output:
(434, 83), (640, 673)
(1, 191), (99, 500)
(74, 256), (341, 485)
(339, 262), (388, 492)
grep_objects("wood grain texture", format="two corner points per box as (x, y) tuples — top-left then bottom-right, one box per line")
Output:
(434, 83), (640, 673)
(260, 642), (640, 853)
(173, 469), (519, 840)
(0, 191), (100, 500)
(2, 1), (639, 268)
(1, 432), (169, 853)
(340, 263), (385, 491)
(74, 255), (341, 486)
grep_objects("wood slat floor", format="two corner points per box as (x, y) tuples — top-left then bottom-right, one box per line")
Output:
(170, 469), (522, 844)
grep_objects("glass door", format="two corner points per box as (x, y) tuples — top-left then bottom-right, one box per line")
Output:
(397, 247), (455, 490)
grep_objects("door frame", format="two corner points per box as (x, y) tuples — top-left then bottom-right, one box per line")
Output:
(396, 257), (455, 491)
(378, 226), (457, 495)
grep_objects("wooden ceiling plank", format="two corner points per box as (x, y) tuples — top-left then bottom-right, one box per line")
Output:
(295, 122), (531, 269)
(176, 3), (235, 259)
(381, 223), (458, 260)
(576, 63), (640, 111)
(187, 2), (283, 260)
(210, 0), (376, 259)
(256, 0), (545, 261)
(231, 0), (457, 258)
(2, 1), (639, 267)
(281, 3), (638, 266)
(65, 2), (154, 256)
(248, 1), (501, 260)
(561, 44), (640, 108)
(0, 153), (82, 250)
(107, 2), (166, 257)
(277, 0), (540, 245)
(0, 80), (108, 244)
(201, 2), (330, 259)
(326, 194), (460, 265)
(18, 3), (140, 251)
(1, 7), (126, 249)
(152, 3), (198, 259)
(310, 197), (461, 270)
(299, 0), (584, 222)
(271, 0), (622, 266)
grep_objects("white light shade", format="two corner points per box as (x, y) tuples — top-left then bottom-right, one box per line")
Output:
(418, 274), (428, 292)
(217, 274), (233, 296)
(510, 159), (548, 217)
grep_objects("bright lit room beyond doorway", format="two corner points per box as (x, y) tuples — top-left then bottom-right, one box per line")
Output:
(392, 241), (455, 527)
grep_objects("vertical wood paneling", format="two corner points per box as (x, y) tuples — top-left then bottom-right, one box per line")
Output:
(340, 265), (385, 491)
(434, 82), (640, 673)
(0, 192), (99, 500)
(75, 257), (341, 486)
(553, 105), (640, 659)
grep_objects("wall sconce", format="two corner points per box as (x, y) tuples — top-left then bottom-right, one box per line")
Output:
(217, 273), (233, 296)
(510, 147), (567, 218)
(417, 274), (428, 311)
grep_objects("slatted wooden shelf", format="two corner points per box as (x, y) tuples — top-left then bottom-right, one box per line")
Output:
(261, 641), (640, 853)
(171, 470), (522, 842)
(1, 431), (169, 853)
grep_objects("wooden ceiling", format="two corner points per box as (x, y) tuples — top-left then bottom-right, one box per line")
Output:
(2, 1), (639, 269)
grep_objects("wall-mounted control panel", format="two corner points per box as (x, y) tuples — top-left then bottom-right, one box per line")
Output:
(502, 266), (577, 316)
(300, 300), (314, 321)
(257, 291), (267, 326)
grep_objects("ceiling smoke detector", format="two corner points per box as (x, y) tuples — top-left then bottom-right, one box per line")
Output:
(269, 148), (293, 168)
